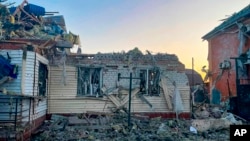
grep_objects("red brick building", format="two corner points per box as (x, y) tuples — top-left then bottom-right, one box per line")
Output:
(202, 5), (250, 120)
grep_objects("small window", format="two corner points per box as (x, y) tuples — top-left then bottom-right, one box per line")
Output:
(77, 67), (102, 96)
(38, 62), (48, 96)
(140, 68), (160, 95)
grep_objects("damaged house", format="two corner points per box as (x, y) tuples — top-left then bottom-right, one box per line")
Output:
(0, 0), (79, 140)
(48, 49), (191, 119)
(202, 4), (250, 120)
(0, 0), (191, 140)
(0, 40), (49, 139)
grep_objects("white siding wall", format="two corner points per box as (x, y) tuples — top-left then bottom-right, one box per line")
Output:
(48, 65), (190, 114)
(0, 95), (23, 120)
(22, 98), (32, 122)
(25, 51), (35, 96)
(0, 50), (23, 94)
(33, 52), (48, 119)
(33, 99), (47, 120)
(0, 50), (48, 122)
(48, 66), (78, 113)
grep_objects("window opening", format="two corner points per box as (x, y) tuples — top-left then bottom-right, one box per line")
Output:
(38, 62), (48, 96)
(140, 68), (160, 95)
(77, 67), (101, 96)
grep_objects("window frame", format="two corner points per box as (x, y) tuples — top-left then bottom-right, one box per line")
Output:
(38, 62), (48, 96)
(77, 66), (102, 97)
(140, 68), (160, 96)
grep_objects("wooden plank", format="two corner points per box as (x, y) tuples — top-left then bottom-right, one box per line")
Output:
(107, 95), (121, 107)
(105, 87), (140, 112)
(119, 88), (140, 108)
(159, 76), (173, 110)
(36, 52), (49, 64)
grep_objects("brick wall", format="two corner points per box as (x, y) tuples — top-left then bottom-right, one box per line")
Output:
(61, 53), (185, 71)
(49, 52), (188, 92)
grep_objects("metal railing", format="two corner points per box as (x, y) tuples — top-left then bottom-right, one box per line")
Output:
(0, 95), (31, 131)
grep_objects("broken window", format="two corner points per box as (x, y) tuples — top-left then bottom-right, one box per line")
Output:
(140, 68), (160, 95)
(77, 67), (102, 97)
(38, 62), (48, 96)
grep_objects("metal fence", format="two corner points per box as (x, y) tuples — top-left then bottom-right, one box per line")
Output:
(0, 95), (32, 131)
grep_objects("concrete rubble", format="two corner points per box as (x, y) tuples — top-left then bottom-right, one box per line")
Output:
(31, 102), (246, 141)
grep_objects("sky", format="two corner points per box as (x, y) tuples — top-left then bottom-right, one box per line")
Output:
(10, 0), (250, 77)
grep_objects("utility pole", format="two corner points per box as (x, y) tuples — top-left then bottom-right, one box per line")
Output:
(192, 57), (194, 87)
(191, 57), (194, 113)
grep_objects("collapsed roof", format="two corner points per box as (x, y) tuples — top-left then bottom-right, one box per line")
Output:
(0, 0), (80, 48)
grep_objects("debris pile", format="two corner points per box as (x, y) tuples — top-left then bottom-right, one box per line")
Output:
(0, 0), (80, 46)
(30, 93), (248, 141)
(191, 101), (244, 132)
(31, 110), (242, 141)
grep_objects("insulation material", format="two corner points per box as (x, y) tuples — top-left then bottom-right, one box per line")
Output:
(173, 85), (184, 114)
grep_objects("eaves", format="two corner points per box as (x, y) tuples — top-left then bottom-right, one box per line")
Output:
(202, 4), (250, 40)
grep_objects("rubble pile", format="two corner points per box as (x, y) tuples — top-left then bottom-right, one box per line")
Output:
(30, 110), (240, 141)
(0, 0), (80, 46)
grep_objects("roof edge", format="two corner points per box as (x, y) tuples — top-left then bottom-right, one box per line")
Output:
(202, 4), (250, 40)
